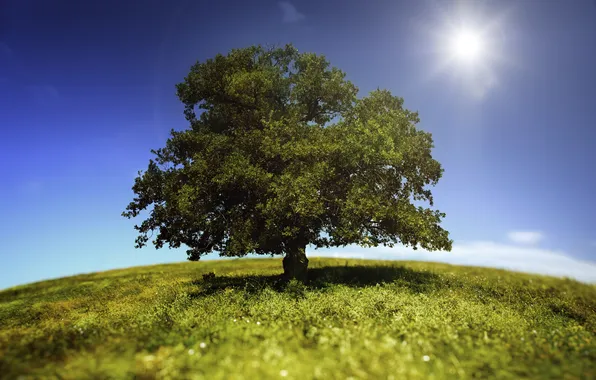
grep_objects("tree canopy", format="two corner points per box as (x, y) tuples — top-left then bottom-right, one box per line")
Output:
(122, 44), (452, 280)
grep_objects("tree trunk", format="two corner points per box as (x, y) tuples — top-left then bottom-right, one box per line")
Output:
(282, 244), (309, 282)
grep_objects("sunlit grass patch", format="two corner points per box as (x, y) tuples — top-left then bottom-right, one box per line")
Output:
(0, 258), (594, 379)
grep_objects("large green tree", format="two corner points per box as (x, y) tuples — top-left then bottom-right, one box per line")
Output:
(123, 44), (452, 281)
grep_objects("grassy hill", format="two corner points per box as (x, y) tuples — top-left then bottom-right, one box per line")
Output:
(1, 258), (594, 379)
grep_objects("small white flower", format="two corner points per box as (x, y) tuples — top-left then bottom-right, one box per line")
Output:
(233, 319), (237, 322)
(188, 349), (195, 355)
(246, 319), (250, 323)
(199, 342), (206, 348)
(256, 321), (261, 325)
(423, 355), (430, 362)
(532, 330), (537, 334)
(280, 369), (288, 377)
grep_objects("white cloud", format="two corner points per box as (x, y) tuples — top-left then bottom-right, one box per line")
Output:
(279, 1), (305, 23)
(310, 241), (596, 284)
(507, 231), (544, 245)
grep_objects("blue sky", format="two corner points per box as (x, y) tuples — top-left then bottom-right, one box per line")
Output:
(1, 0), (596, 289)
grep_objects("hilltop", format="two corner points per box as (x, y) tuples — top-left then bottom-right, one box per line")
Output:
(1, 258), (594, 379)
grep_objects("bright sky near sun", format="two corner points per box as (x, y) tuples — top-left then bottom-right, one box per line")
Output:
(1, 0), (596, 288)
(451, 29), (484, 62)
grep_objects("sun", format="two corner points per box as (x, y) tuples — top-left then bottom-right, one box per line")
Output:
(450, 29), (484, 63)
(415, 3), (513, 99)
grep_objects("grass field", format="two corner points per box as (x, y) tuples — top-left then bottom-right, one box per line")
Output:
(0, 257), (594, 379)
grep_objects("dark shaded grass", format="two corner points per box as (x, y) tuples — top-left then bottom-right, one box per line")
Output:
(192, 265), (442, 298)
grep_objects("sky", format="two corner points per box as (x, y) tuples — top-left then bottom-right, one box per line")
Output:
(1, 0), (596, 289)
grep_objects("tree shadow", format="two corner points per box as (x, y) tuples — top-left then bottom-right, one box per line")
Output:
(308, 265), (440, 292)
(189, 265), (442, 298)
(189, 274), (285, 298)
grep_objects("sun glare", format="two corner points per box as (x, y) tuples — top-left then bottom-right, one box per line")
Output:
(415, 2), (511, 99)
(451, 29), (484, 63)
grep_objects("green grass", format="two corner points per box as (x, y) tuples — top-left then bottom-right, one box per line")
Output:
(1, 258), (594, 379)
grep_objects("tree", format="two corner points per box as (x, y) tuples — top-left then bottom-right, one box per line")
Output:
(122, 44), (452, 281)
